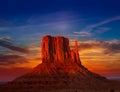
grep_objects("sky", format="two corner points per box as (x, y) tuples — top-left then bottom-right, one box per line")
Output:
(0, 0), (120, 82)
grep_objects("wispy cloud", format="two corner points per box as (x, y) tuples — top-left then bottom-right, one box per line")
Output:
(84, 16), (120, 29)
(0, 54), (28, 65)
(0, 20), (14, 27)
(95, 27), (111, 34)
(86, 16), (120, 29)
(27, 11), (79, 24)
(76, 40), (120, 55)
(74, 31), (92, 36)
(0, 37), (29, 53)
(74, 16), (120, 36)
(0, 36), (11, 42)
(13, 11), (81, 36)
(0, 19), (15, 31)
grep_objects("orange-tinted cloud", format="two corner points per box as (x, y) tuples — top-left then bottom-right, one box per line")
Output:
(69, 40), (120, 78)
(0, 54), (28, 66)
(76, 40), (120, 55)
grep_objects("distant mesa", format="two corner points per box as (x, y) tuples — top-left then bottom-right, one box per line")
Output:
(0, 35), (120, 92)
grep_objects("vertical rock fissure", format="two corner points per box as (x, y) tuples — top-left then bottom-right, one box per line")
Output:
(41, 35), (81, 64)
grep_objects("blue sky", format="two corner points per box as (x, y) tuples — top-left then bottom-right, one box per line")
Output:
(0, 0), (120, 81)
(0, 0), (120, 43)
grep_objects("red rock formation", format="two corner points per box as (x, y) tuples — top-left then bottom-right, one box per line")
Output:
(1, 35), (119, 92)
(41, 35), (81, 65)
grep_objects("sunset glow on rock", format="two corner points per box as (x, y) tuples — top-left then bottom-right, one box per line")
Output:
(0, 35), (120, 92)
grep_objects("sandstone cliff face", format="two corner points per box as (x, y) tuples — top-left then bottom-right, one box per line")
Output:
(30, 35), (83, 74)
(41, 35), (81, 65)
